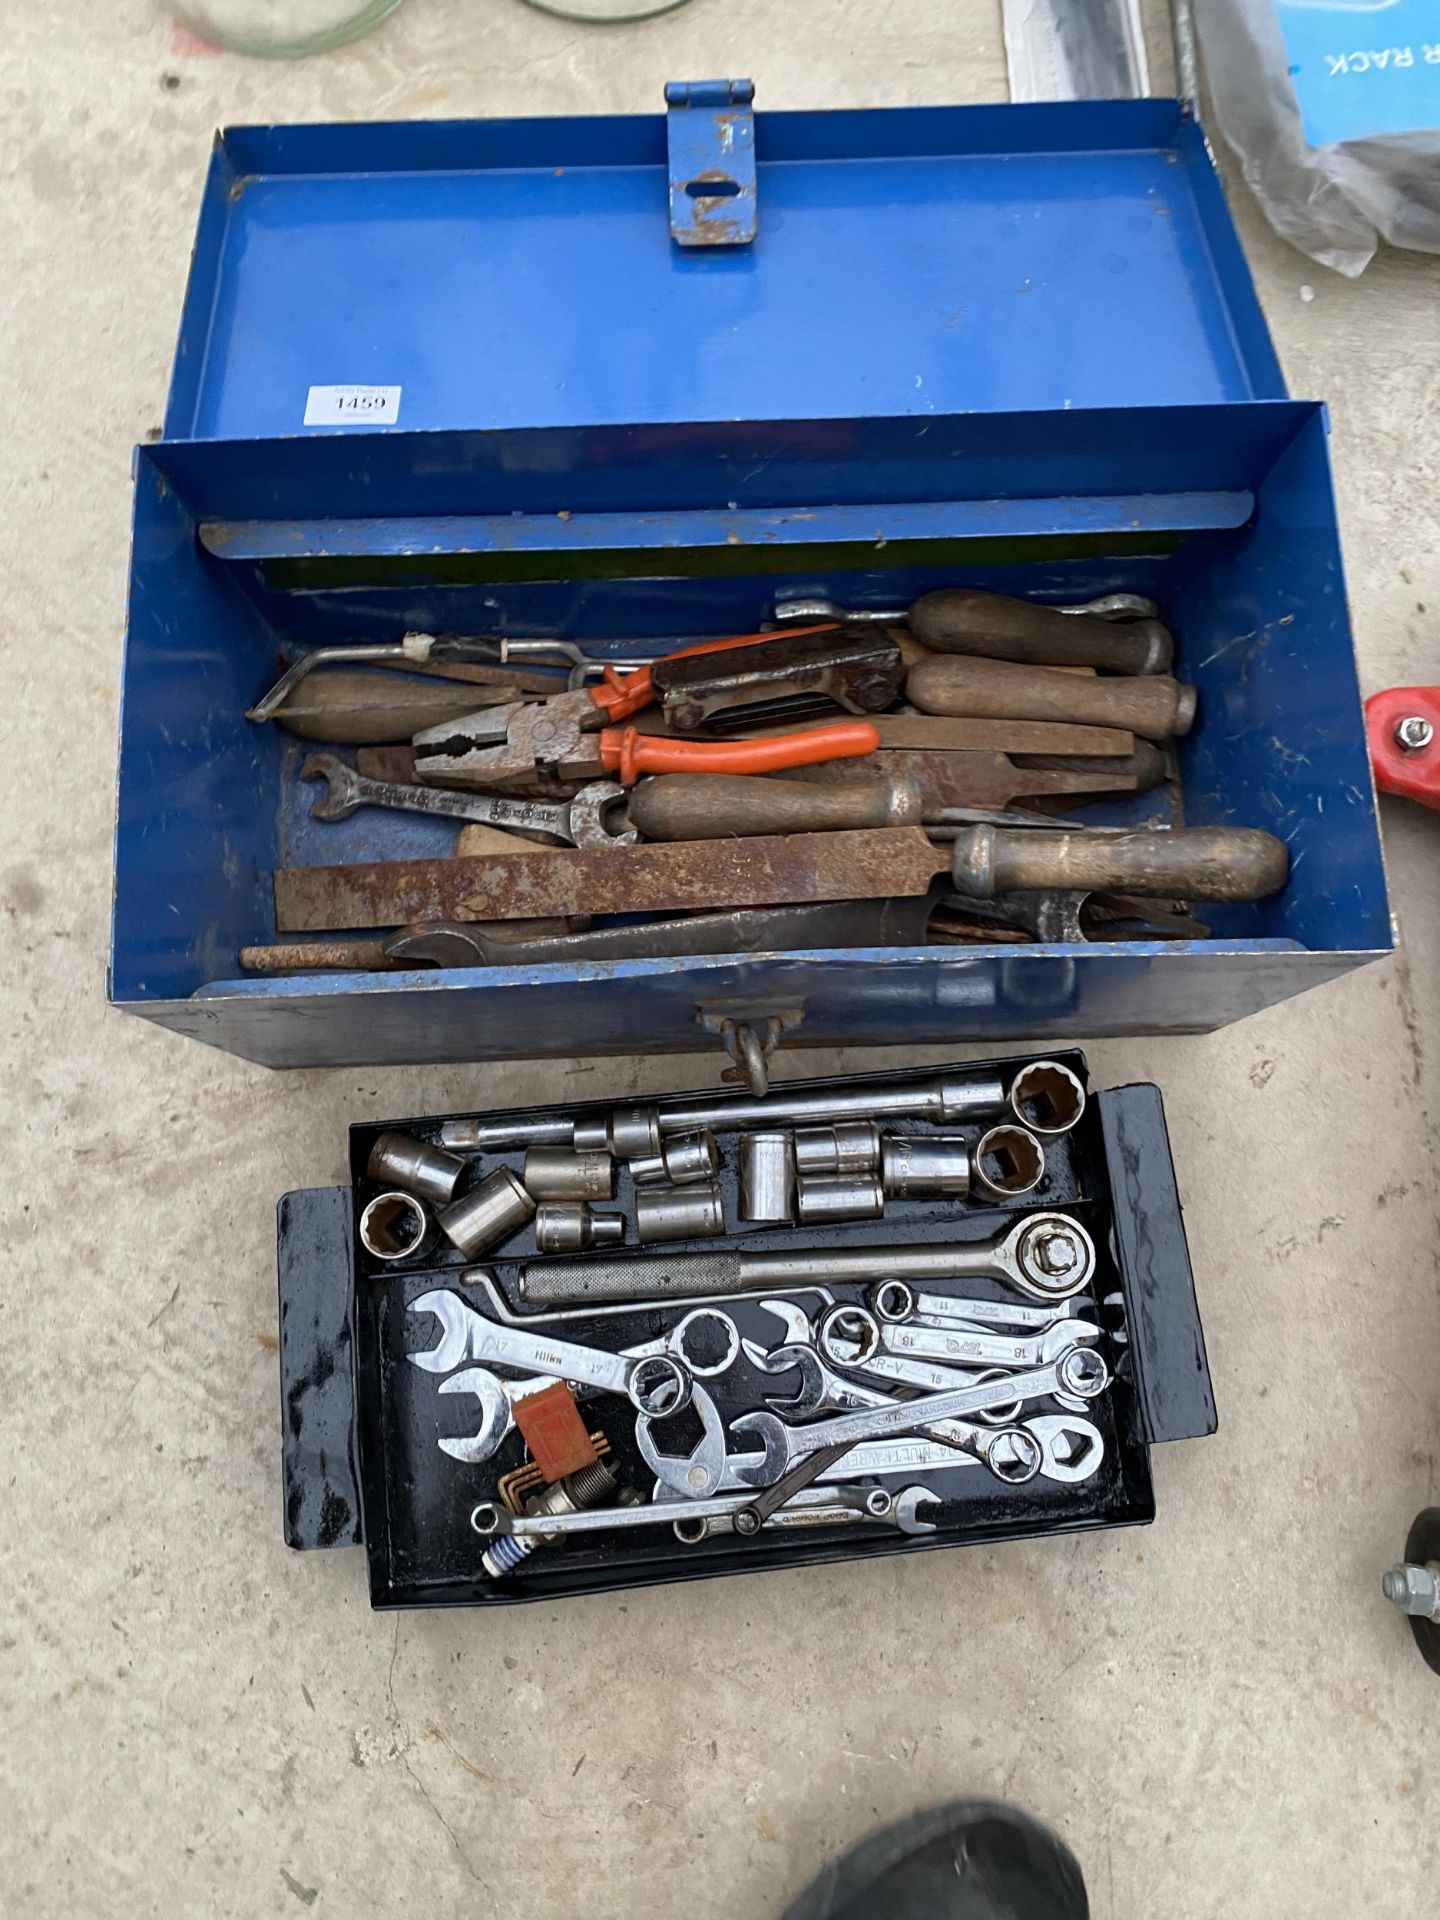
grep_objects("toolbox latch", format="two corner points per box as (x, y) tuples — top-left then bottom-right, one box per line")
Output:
(665, 78), (758, 248)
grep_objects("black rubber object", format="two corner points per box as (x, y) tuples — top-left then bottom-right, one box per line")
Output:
(778, 1800), (1089, 1920)
(1403, 1509), (1440, 1675)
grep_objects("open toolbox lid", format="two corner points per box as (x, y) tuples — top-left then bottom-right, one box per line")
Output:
(164, 94), (1285, 444)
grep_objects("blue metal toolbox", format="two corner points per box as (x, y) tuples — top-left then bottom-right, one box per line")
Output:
(111, 93), (1390, 1070)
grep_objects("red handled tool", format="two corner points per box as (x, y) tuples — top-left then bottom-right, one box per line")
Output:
(1366, 685), (1440, 809)
(409, 626), (885, 791)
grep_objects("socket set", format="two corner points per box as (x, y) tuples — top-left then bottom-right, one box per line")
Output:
(278, 1050), (1216, 1608)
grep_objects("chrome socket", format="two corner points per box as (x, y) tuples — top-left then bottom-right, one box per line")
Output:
(879, 1135), (972, 1199)
(1008, 1061), (1085, 1136)
(358, 1190), (432, 1262)
(534, 1201), (626, 1254)
(365, 1130), (464, 1205)
(795, 1173), (885, 1224)
(740, 1130), (796, 1222)
(972, 1125), (1045, 1202)
(523, 1147), (615, 1201)
(635, 1179), (726, 1244)
(629, 1130), (720, 1187)
(439, 1167), (536, 1257)
(793, 1120), (881, 1176)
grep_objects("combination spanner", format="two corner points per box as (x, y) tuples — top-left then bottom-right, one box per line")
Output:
(668, 1484), (940, 1542)
(721, 1418), (1106, 1490)
(817, 1304), (1102, 1372)
(518, 1211), (1096, 1309)
(740, 1340), (1044, 1486)
(408, 1289), (691, 1417)
(867, 1280), (1096, 1330)
(730, 1347), (1111, 1486)
(470, 1483), (941, 1541)
(300, 754), (636, 850)
(431, 1313), (738, 1465)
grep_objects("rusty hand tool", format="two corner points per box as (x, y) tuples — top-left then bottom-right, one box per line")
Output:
(299, 753), (635, 849)
(257, 671), (533, 745)
(672, 711), (1138, 757)
(950, 823), (1288, 905)
(247, 635), (544, 723)
(272, 828), (945, 932)
(652, 628), (903, 734)
(239, 894), (944, 973)
(271, 818), (1284, 935)
(413, 699), (880, 791)
(908, 589), (1173, 675)
(906, 655), (1197, 741)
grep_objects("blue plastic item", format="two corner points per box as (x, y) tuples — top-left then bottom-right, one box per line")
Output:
(112, 93), (1389, 1069)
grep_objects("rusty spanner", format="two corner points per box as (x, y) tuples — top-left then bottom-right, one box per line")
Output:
(300, 753), (636, 850)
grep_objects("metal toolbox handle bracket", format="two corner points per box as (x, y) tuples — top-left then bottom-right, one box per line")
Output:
(666, 79), (758, 248)
(278, 1186), (363, 1551)
(695, 1002), (804, 1096)
(1097, 1084), (1216, 1445)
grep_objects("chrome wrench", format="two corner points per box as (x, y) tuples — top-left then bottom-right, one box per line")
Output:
(723, 1417), (1106, 1490)
(469, 1483), (939, 1541)
(817, 1304), (1101, 1371)
(431, 1316), (734, 1466)
(668, 1484), (943, 1542)
(844, 1348), (1094, 1417)
(868, 1280), (1097, 1330)
(407, 1289), (691, 1416)
(301, 753), (634, 849)
(518, 1212), (1096, 1308)
(730, 1347), (1111, 1486)
(739, 1339), (1045, 1485)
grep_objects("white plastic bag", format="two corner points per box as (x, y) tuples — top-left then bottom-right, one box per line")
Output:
(1195, 0), (1440, 274)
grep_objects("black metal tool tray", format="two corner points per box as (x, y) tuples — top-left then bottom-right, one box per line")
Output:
(278, 1050), (1215, 1608)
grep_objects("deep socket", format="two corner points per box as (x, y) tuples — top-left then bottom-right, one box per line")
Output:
(740, 1131), (796, 1222)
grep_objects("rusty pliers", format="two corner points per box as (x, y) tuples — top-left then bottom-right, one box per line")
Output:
(411, 626), (882, 791)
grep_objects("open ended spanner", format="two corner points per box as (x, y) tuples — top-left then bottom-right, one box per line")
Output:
(430, 1312), (738, 1465)
(408, 1289), (691, 1417)
(300, 753), (635, 849)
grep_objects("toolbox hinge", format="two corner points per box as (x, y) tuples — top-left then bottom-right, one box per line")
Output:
(665, 78), (758, 249)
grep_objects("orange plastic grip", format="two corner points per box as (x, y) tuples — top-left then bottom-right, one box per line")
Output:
(588, 624), (841, 723)
(600, 718), (881, 786)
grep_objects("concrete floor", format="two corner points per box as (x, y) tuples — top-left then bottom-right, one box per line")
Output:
(4, 2), (1440, 1913)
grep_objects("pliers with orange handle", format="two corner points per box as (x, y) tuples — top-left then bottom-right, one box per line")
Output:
(410, 626), (881, 791)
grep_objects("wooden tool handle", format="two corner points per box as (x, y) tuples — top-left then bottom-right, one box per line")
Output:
(950, 826), (1289, 903)
(628, 773), (917, 840)
(909, 590), (1173, 675)
(906, 655), (1196, 740)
